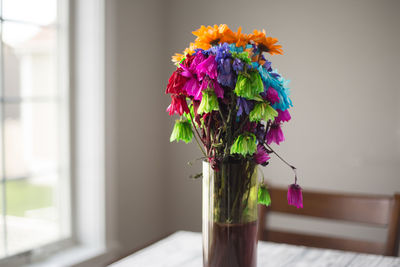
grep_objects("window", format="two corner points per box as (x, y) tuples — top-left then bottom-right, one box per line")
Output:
(0, 0), (70, 259)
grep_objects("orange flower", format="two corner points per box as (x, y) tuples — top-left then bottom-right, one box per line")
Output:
(234, 27), (249, 48)
(192, 24), (237, 50)
(249, 29), (283, 55)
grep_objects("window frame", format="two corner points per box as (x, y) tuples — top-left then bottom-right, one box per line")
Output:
(0, 0), (119, 265)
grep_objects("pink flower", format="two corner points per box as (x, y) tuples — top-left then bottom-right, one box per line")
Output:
(275, 109), (291, 123)
(196, 55), (217, 81)
(166, 95), (190, 116)
(254, 144), (270, 165)
(183, 78), (201, 100)
(266, 123), (285, 145)
(266, 87), (280, 104)
(287, 184), (303, 209)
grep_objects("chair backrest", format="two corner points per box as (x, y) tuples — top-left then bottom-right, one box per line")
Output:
(258, 187), (400, 256)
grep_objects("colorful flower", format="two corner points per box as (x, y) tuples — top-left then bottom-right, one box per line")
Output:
(248, 29), (283, 55)
(234, 72), (264, 100)
(275, 109), (291, 123)
(217, 58), (236, 88)
(265, 87), (280, 104)
(197, 89), (219, 114)
(254, 144), (270, 165)
(165, 68), (188, 95)
(249, 102), (278, 122)
(236, 97), (253, 117)
(266, 122), (285, 145)
(230, 133), (257, 156)
(166, 95), (190, 116)
(258, 184), (271, 206)
(170, 119), (193, 143)
(196, 55), (218, 81)
(287, 184), (303, 209)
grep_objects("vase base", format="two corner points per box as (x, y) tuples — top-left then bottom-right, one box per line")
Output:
(203, 220), (258, 267)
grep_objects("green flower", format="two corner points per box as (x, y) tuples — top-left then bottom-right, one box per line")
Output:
(230, 133), (257, 156)
(249, 102), (278, 122)
(198, 89), (219, 114)
(258, 184), (271, 206)
(170, 119), (193, 144)
(231, 51), (251, 64)
(234, 71), (263, 100)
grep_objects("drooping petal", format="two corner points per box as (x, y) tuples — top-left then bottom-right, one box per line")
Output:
(287, 184), (303, 209)
(197, 90), (219, 114)
(230, 133), (257, 156)
(196, 55), (218, 80)
(254, 144), (270, 165)
(234, 72), (263, 100)
(170, 119), (193, 144)
(265, 87), (280, 104)
(275, 109), (291, 123)
(166, 95), (190, 116)
(165, 68), (189, 95)
(266, 122), (285, 145)
(258, 184), (271, 206)
(249, 102), (278, 122)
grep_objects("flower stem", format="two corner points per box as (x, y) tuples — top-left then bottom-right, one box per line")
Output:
(265, 143), (297, 182)
(188, 111), (207, 157)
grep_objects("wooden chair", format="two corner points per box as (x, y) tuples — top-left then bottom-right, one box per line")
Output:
(258, 187), (400, 256)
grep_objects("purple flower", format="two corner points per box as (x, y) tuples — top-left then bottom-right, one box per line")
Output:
(232, 58), (244, 74)
(275, 109), (291, 123)
(254, 144), (270, 165)
(263, 60), (272, 71)
(287, 184), (303, 209)
(266, 122), (285, 145)
(196, 55), (217, 81)
(265, 86), (280, 104)
(214, 43), (231, 62)
(236, 97), (253, 116)
(217, 58), (235, 88)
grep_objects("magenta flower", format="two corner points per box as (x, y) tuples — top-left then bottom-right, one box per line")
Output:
(166, 95), (190, 116)
(287, 184), (303, 208)
(254, 144), (270, 165)
(265, 86), (280, 104)
(275, 109), (291, 123)
(196, 55), (217, 81)
(266, 122), (285, 145)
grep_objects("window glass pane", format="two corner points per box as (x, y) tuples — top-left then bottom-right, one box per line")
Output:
(4, 103), (59, 179)
(3, 22), (57, 98)
(2, 0), (57, 26)
(5, 174), (60, 255)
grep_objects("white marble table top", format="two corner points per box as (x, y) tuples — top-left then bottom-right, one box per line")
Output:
(109, 231), (400, 267)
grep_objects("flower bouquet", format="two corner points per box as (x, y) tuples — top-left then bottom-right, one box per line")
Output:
(165, 24), (302, 267)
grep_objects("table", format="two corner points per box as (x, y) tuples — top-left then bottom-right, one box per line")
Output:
(109, 231), (400, 267)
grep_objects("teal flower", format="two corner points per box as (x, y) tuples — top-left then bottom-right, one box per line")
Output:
(258, 184), (271, 206)
(234, 71), (263, 100)
(170, 119), (193, 144)
(197, 89), (219, 114)
(230, 133), (257, 156)
(249, 101), (278, 122)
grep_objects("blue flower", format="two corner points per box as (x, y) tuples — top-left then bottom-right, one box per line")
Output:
(232, 58), (244, 74)
(229, 43), (244, 53)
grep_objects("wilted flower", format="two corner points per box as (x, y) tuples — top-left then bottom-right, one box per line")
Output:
(265, 87), (280, 104)
(217, 58), (236, 88)
(236, 97), (253, 117)
(266, 122), (284, 145)
(254, 144), (270, 165)
(166, 68), (188, 95)
(196, 55), (218, 81)
(275, 109), (291, 123)
(249, 102), (278, 122)
(287, 184), (303, 209)
(232, 58), (244, 74)
(197, 89), (219, 114)
(234, 72), (264, 100)
(166, 95), (190, 116)
(230, 133), (257, 156)
(258, 184), (271, 206)
(170, 119), (193, 144)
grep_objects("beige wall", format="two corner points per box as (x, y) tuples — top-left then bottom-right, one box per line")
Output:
(107, 0), (400, 254)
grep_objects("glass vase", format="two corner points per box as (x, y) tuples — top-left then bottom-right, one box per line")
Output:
(202, 160), (258, 267)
